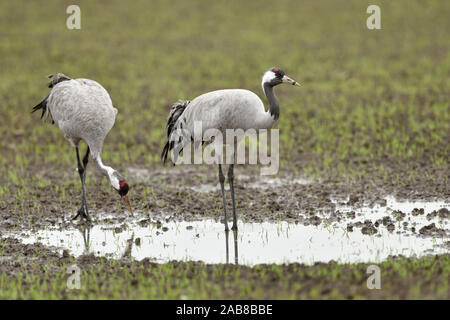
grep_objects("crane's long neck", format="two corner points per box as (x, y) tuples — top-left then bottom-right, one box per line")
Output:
(93, 155), (115, 180)
(92, 154), (121, 190)
(263, 83), (280, 121)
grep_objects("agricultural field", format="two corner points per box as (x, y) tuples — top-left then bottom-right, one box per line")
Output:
(0, 0), (449, 299)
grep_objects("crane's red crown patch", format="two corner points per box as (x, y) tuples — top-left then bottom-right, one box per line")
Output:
(119, 180), (128, 188)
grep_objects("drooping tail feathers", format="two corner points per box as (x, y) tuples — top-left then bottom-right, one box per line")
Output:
(161, 100), (190, 164)
(32, 73), (71, 123)
(32, 93), (51, 121)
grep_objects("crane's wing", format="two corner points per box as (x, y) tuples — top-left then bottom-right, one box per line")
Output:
(183, 89), (265, 132)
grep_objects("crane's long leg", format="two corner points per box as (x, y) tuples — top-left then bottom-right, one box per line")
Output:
(218, 164), (229, 231)
(71, 147), (91, 222)
(81, 146), (90, 219)
(228, 164), (238, 231)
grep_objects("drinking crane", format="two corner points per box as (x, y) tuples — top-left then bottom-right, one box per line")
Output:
(32, 73), (133, 221)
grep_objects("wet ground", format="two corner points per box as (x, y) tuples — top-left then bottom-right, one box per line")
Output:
(0, 165), (448, 299)
(1, 167), (449, 266)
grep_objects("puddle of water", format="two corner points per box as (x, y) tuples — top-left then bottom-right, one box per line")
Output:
(7, 197), (449, 266)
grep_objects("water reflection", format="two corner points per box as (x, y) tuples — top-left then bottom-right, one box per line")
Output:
(225, 230), (239, 265)
(8, 215), (447, 266)
(75, 224), (136, 260)
(75, 225), (91, 255)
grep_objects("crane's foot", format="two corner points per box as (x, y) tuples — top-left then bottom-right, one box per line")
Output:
(71, 206), (91, 223)
(231, 224), (238, 231)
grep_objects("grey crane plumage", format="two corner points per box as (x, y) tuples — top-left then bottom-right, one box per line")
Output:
(162, 67), (300, 231)
(33, 73), (133, 221)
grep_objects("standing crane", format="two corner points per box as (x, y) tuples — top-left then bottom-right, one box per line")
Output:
(32, 73), (133, 222)
(162, 67), (300, 231)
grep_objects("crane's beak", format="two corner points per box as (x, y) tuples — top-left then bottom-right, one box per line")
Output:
(282, 75), (301, 87)
(122, 194), (134, 216)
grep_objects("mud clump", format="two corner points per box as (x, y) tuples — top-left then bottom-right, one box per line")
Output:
(438, 208), (449, 218)
(309, 216), (321, 226)
(419, 223), (446, 237)
(346, 211), (356, 219)
(138, 219), (150, 227)
(361, 220), (377, 235)
(392, 210), (406, 220)
(427, 208), (450, 221)
(135, 237), (141, 246)
(412, 208), (425, 216)
(376, 216), (395, 232)
(347, 195), (360, 205)
(386, 223), (396, 232)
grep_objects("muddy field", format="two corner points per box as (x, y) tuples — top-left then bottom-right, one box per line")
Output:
(1, 165), (449, 298)
(0, 0), (449, 299)
(1, 165), (449, 236)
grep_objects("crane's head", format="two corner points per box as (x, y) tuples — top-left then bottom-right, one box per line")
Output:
(109, 171), (134, 216)
(262, 68), (301, 87)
